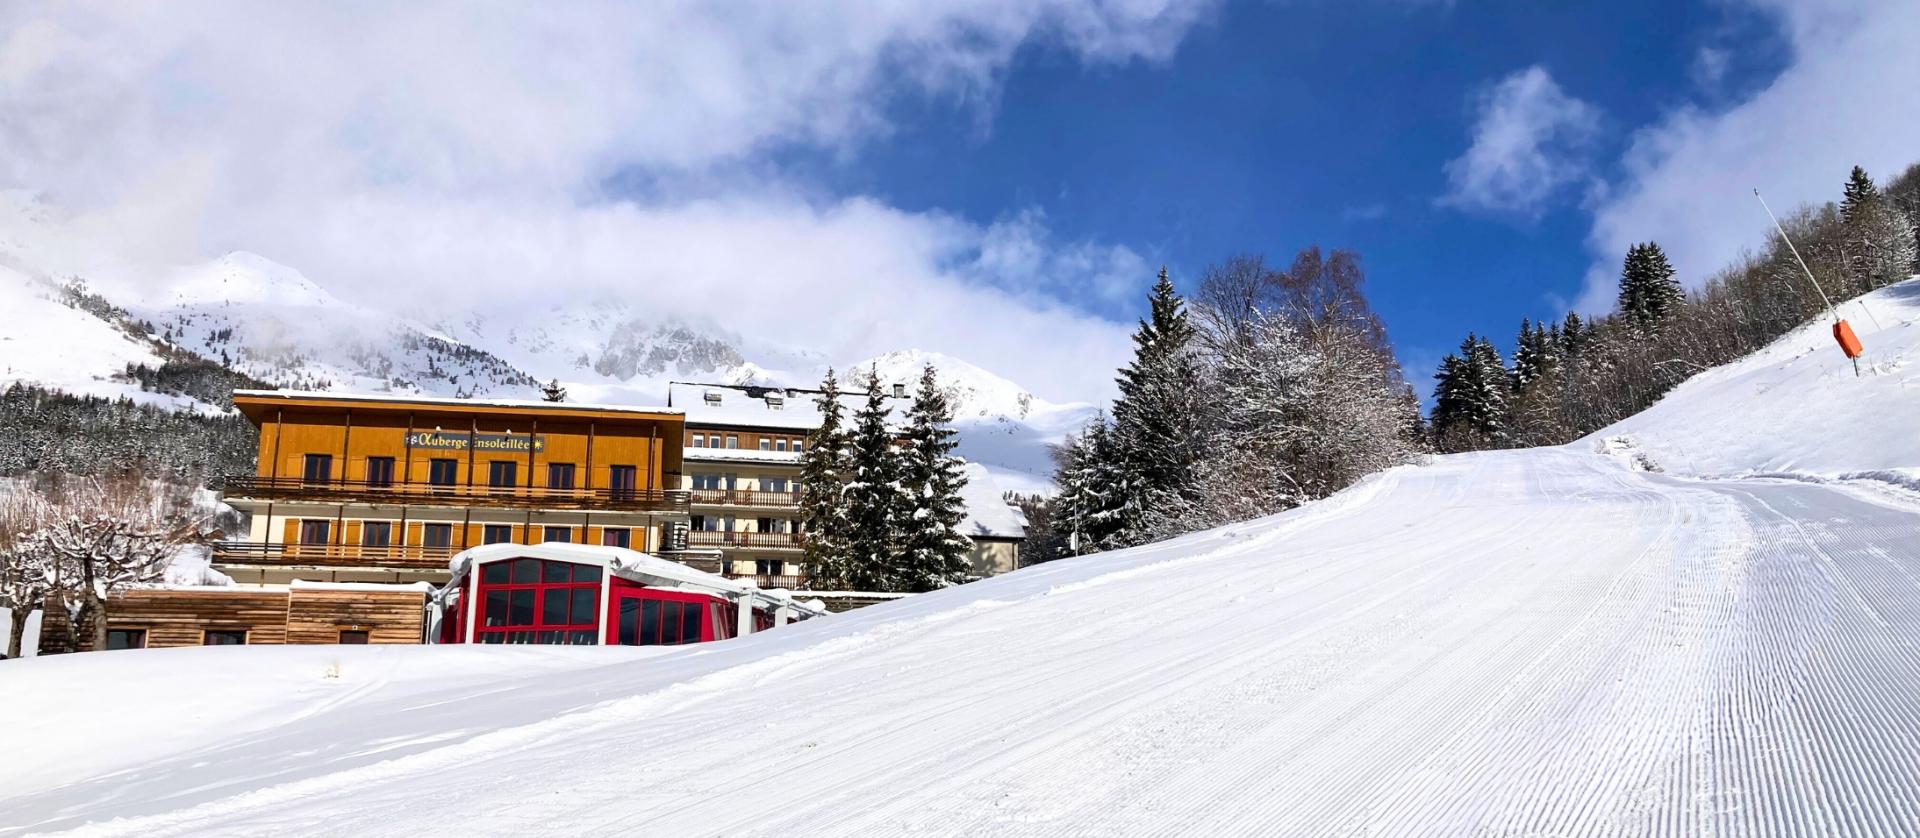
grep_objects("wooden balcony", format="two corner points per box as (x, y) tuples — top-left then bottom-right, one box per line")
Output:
(222, 475), (691, 514)
(688, 488), (802, 509)
(211, 541), (456, 570)
(686, 530), (804, 551)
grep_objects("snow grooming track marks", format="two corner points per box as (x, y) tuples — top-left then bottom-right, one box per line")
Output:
(7, 447), (1920, 836)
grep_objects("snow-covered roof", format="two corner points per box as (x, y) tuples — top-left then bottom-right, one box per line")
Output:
(233, 389), (682, 417)
(959, 463), (1027, 539)
(682, 448), (804, 465)
(444, 543), (827, 616)
(668, 381), (907, 431)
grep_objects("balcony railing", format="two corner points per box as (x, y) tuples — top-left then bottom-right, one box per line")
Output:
(686, 530), (804, 551)
(688, 488), (802, 508)
(210, 540), (456, 570)
(222, 475), (690, 514)
(747, 574), (808, 590)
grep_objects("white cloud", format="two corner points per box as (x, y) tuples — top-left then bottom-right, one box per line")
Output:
(1438, 65), (1602, 218)
(0, 0), (1216, 403)
(1574, 0), (1920, 314)
(1690, 46), (1732, 89)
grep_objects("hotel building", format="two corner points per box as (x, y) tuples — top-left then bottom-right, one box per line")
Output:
(214, 390), (693, 584)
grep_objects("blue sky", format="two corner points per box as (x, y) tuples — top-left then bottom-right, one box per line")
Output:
(3, 0), (1914, 406)
(787, 0), (1793, 386)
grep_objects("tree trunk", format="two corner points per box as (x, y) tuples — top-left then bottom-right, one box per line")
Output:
(5, 606), (25, 658)
(85, 588), (108, 653)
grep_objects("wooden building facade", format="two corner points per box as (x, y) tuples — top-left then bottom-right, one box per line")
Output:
(216, 391), (692, 586)
(78, 584), (432, 651)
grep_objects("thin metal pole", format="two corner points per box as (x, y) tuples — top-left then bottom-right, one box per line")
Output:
(1754, 188), (1839, 322)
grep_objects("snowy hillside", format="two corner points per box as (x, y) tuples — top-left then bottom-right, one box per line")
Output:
(6, 288), (1920, 834)
(1597, 277), (1920, 489)
(0, 267), (183, 406)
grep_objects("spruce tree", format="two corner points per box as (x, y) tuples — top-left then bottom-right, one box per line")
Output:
(896, 364), (971, 591)
(1617, 242), (1684, 330)
(1842, 165), (1880, 225)
(1560, 312), (1586, 356)
(799, 369), (853, 587)
(1050, 416), (1128, 554)
(1430, 333), (1510, 451)
(840, 367), (906, 590)
(1839, 165), (1918, 290)
(539, 378), (567, 402)
(1107, 267), (1207, 548)
(1510, 318), (1540, 390)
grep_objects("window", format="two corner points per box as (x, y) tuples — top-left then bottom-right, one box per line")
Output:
(692, 473), (722, 490)
(299, 520), (332, 545)
(547, 462), (576, 490)
(690, 514), (708, 531)
(755, 559), (782, 577)
(543, 526), (572, 543)
(477, 558), (603, 645)
(617, 596), (705, 646)
(423, 523), (453, 548)
(726, 435), (739, 449)
(756, 516), (773, 533)
(106, 629), (146, 650)
(759, 438), (771, 450)
(691, 434), (705, 448)
(428, 458), (458, 487)
(361, 521), (392, 548)
(365, 456), (395, 488)
(707, 436), (720, 448)
(338, 630), (369, 644)
(203, 630), (247, 646)
(601, 527), (631, 548)
(488, 460), (518, 488)
(608, 465), (637, 500)
(483, 524), (514, 545)
(303, 453), (333, 484)
(775, 439), (788, 452)
(763, 477), (789, 493)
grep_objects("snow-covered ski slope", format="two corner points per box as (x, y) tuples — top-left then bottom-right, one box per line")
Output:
(4, 280), (1920, 837)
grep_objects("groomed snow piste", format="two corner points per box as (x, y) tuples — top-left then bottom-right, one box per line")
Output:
(4, 280), (1920, 837)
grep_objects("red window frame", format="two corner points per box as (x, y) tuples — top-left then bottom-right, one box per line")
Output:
(606, 579), (723, 645)
(473, 557), (604, 645)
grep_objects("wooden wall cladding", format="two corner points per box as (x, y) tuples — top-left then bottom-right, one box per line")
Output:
(108, 587), (428, 647)
(286, 588), (427, 644)
(108, 589), (292, 648)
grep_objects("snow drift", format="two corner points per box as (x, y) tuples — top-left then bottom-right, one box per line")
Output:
(3, 280), (1920, 836)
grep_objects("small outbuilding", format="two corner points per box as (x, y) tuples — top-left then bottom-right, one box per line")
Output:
(432, 543), (827, 646)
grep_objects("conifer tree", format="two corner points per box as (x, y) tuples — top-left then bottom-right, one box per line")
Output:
(896, 364), (971, 591)
(1050, 416), (1128, 555)
(1838, 165), (1918, 290)
(1430, 333), (1510, 451)
(799, 369), (853, 587)
(539, 378), (567, 402)
(840, 367), (907, 590)
(1617, 242), (1684, 330)
(1560, 312), (1586, 356)
(1107, 267), (1207, 547)
(1842, 165), (1880, 225)
(1510, 318), (1541, 390)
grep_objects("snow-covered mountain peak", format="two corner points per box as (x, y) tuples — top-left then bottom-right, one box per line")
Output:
(155, 252), (343, 309)
(854, 348), (1075, 421)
